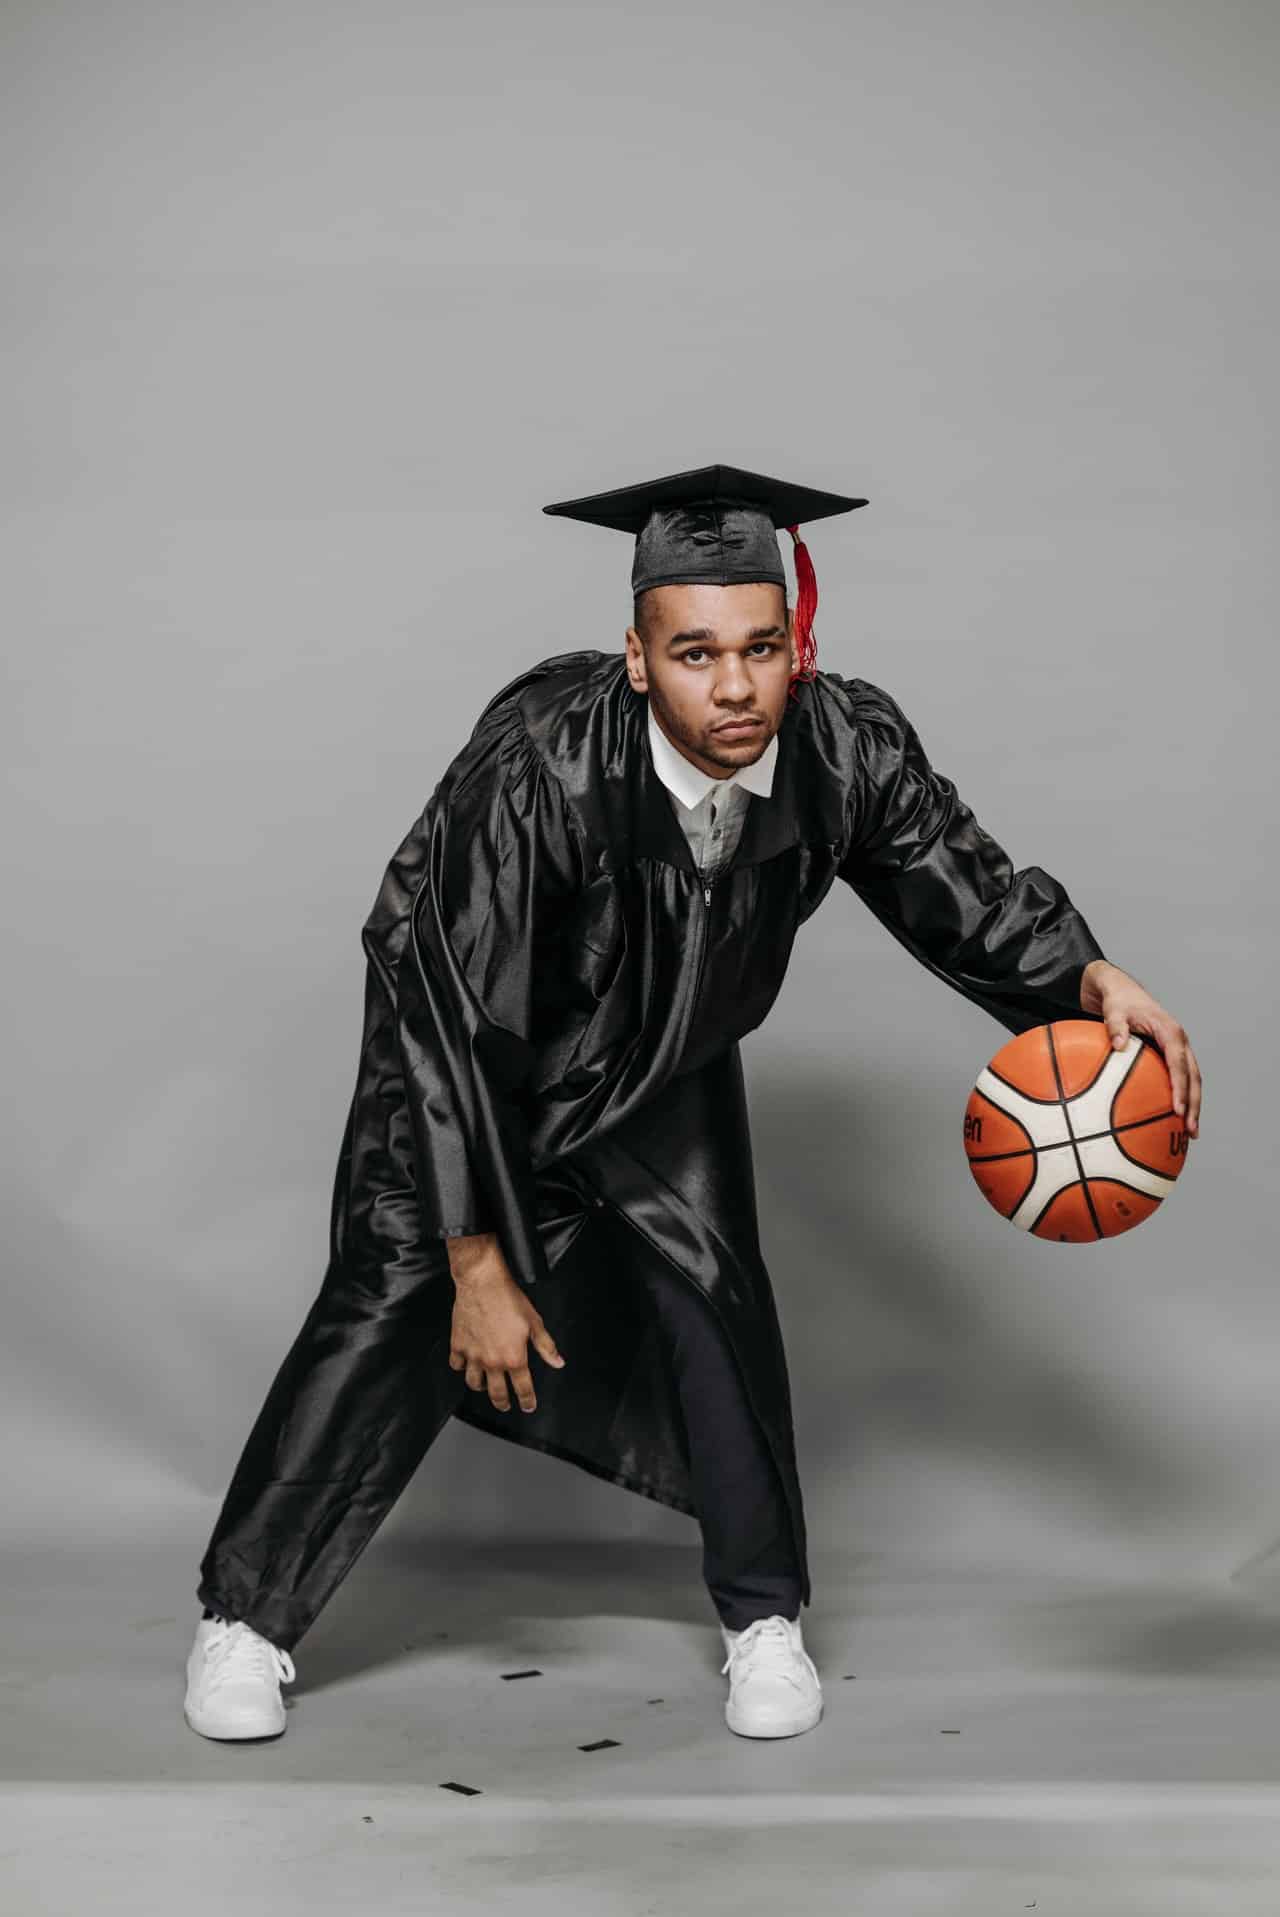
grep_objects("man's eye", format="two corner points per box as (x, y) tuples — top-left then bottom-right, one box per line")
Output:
(681, 643), (775, 666)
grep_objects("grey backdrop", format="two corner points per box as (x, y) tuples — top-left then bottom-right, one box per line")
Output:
(3, 0), (1274, 1607)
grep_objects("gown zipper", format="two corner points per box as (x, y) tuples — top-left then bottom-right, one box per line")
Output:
(681, 861), (809, 1607)
(689, 868), (713, 1007)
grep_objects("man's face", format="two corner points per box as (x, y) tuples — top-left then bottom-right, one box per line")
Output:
(624, 582), (800, 780)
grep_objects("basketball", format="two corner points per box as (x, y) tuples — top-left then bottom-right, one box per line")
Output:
(963, 1019), (1190, 1241)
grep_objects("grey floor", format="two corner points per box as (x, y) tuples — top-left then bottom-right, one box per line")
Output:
(5, 1531), (1280, 1915)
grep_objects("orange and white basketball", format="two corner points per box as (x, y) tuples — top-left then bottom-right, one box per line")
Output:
(963, 1019), (1190, 1241)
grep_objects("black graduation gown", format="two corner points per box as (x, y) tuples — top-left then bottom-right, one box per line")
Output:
(334, 649), (1108, 1610)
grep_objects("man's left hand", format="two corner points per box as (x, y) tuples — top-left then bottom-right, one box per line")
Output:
(1080, 958), (1201, 1137)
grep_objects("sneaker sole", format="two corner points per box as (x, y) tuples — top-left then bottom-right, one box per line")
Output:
(725, 1697), (823, 1739)
(183, 1700), (288, 1741)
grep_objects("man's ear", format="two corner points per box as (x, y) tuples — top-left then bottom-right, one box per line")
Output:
(624, 624), (648, 694)
(787, 603), (800, 676)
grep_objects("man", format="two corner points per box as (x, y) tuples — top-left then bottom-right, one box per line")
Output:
(185, 464), (1202, 1746)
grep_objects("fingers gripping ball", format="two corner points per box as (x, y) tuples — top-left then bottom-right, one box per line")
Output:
(963, 1019), (1190, 1241)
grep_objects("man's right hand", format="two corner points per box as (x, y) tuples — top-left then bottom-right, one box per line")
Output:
(445, 1232), (566, 1414)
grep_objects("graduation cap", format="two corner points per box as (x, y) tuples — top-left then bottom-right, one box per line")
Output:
(542, 463), (868, 682)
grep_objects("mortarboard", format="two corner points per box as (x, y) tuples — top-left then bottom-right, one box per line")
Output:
(542, 462), (868, 684)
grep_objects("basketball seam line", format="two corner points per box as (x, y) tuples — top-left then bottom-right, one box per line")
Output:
(967, 1107), (1179, 1163)
(1046, 1023), (1102, 1240)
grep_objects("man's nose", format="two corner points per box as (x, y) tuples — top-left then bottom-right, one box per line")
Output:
(713, 663), (754, 699)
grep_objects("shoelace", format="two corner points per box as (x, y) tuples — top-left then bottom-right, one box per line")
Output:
(203, 1619), (296, 1690)
(720, 1614), (806, 1685)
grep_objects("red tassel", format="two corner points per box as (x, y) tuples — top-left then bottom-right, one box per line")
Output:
(785, 524), (819, 699)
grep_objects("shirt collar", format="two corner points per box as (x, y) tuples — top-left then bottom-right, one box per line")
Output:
(646, 699), (778, 811)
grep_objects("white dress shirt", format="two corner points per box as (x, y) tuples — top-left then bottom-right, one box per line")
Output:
(646, 700), (778, 888)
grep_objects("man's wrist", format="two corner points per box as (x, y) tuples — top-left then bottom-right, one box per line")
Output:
(1079, 957), (1116, 1015)
(445, 1230), (502, 1286)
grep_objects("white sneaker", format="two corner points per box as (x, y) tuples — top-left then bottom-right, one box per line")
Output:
(719, 1613), (823, 1739)
(184, 1615), (297, 1741)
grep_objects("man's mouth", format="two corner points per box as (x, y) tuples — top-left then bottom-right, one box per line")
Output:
(713, 719), (763, 735)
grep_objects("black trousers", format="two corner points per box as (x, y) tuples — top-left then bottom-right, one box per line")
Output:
(196, 1222), (803, 1651)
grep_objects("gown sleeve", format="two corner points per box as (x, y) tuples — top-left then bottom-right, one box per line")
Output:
(356, 700), (583, 1293)
(834, 678), (1108, 1036)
